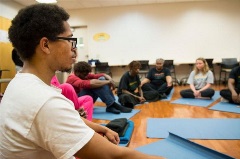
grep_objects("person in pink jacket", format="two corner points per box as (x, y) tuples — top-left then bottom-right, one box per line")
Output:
(51, 75), (93, 121)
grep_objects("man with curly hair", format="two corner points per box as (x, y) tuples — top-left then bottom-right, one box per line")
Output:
(67, 61), (132, 114)
(0, 3), (164, 159)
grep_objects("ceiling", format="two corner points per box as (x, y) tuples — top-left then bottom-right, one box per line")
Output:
(11, 0), (219, 10)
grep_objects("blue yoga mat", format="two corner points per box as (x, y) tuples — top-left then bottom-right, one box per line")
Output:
(119, 120), (134, 147)
(161, 88), (174, 101)
(93, 106), (140, 120)
(136, 132), (234, 159)
(210, 102), (240, 114)
(171, 91), (220, 107)
(147, 118), (240, 139)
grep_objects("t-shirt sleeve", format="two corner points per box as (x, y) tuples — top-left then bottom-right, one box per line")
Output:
(207, 71), (214, 84)
(164, 68), (171, 76)
(29, 97), (94, 159)
(187, 71), (195, 84)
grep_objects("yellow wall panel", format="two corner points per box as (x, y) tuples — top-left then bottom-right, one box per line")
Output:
(0, 16), (14, 93)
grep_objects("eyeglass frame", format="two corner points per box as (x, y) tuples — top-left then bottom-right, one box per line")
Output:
(56, 37), (77, 49)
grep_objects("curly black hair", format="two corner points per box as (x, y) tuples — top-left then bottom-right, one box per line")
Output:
(74, 61), (92, 77)
(128, 61), (141, 70)
(8, 4), (69, 60)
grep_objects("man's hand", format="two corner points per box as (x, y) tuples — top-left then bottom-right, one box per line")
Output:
(104, 127), (120, 145)
(108, 79), (116, 90)
(77, 107), (87, 119)
(139, 96), (146, 103)
(232, 92), (240, 103)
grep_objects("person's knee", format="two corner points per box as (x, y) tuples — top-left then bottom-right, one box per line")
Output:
(85, 95), (93, 103)
(180, 90), (185, 97)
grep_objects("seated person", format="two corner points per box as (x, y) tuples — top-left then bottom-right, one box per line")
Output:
(66, 61), (132, 114)
(180, 57), (215, 99)
(51, 75), (93, 121)
(220, 66), (240, 104)
(117, 61), (159, 108)
(141, 58), (173, 99)
(0, 4), (164, 159)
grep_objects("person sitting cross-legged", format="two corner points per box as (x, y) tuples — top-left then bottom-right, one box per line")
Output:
(180, 57), (215, 99)
(141, 58), (173, 99)
(220, 66), (240, 104)
(66, 61), (132, 114)
(117, 61), (159, 108)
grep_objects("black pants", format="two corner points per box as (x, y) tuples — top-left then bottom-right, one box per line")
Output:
(180, 88), (215, 98)
(142, 82), (173, 95)
(118, 93), (140, 108)
(220, 88), (240, 104)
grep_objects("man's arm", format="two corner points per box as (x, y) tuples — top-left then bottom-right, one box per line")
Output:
(75, 132), (165, 159)
(82, 117), (120, 145)
(89, 79), (111, 88)
(141, 78), (150, 86)
(166, 76), (172, 87)
(228, 78), (239, 103)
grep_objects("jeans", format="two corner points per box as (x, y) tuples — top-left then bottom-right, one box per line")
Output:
(78, 77), (115, 107)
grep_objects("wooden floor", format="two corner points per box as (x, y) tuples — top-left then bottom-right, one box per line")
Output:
(93, 84), (240, 159)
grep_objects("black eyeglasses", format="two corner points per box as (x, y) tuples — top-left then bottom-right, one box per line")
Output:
(56, 37), (77, 49)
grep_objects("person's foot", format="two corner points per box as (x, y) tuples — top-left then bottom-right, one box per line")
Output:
(221, 97), (229, 103)
(159, 93), (167, 99)
(106, 106), (121, 114)
(112, 102), (132, 113)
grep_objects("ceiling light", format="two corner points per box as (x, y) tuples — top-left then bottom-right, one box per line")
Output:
(36, 0), (57, 3)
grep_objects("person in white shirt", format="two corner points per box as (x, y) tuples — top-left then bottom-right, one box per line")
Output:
(0, 3), (164, 159)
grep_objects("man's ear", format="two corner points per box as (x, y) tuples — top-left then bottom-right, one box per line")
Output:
(39, 37), (50, 54)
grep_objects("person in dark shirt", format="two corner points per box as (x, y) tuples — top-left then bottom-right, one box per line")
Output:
(141, 58), (173, 99)
(117, 61), (146, 108)
(220, 66), (240, 104)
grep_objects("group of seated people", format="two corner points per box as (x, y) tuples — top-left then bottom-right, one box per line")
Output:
(12, 53), (240, 119)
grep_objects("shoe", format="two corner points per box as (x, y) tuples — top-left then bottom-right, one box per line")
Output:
(113, 102), (132, 113)
(159, 93), (167, 99)
(106, 106), (121, 114)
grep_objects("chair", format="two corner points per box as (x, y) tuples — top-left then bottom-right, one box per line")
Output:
(163, 60), (178, 85)
(95, 62), (112, 77)
(205, 58), (216, 84)
(219, 58), (239, 85)
(138, 60), (150, 79)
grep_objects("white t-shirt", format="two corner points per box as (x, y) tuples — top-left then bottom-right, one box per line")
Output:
(187, 70), (214, 90)
(0, 73), (94, 159)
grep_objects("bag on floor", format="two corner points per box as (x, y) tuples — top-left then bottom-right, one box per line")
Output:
(106, 118), (129, 137)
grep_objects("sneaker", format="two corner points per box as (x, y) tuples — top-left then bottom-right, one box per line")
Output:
(106, 106), (121, 114)
(113, 102), (132, 113)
